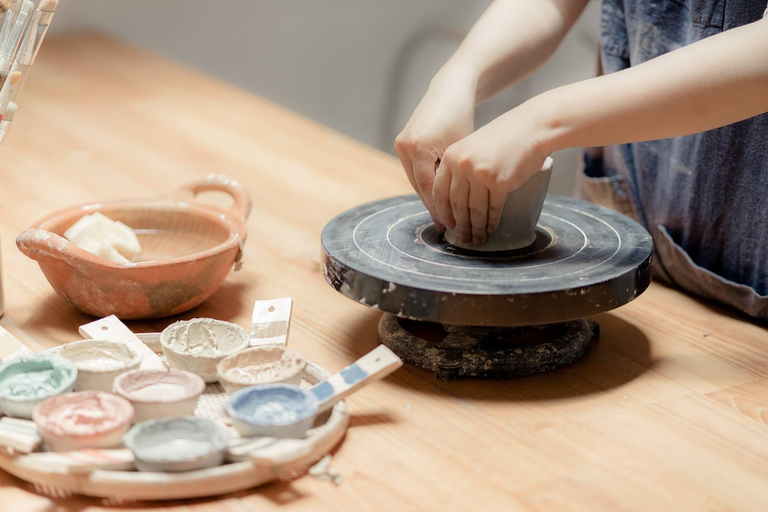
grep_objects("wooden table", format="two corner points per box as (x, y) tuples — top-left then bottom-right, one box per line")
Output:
(1, 33), (767, 512)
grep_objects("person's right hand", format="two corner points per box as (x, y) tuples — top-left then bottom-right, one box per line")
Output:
(395, 74), (475, 231)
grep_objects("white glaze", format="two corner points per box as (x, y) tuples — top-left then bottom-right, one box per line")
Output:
(217, 346), (306, 394)
(54, 339), (142, 392)
(161, 319), (249, 383)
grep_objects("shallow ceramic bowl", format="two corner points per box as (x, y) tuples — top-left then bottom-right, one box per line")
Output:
(227, 383), (318, 439)
(113, 369), (206, 423)
(445, 157), (553, 251)
(0, 354), (77, 419)
(32, 391), (134, 451)
(217, 346), (307, 394)
(161, 319), (250, 383)
(124, 416), (229, 472)
(53, 339), (142, 392)
(16, 174), (251, 320)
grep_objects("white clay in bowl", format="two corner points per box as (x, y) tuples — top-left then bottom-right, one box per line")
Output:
(32, 391), (134, 451)
(113, 369), (205, 423)
(161, 319), (249, 382)
(55, 339), (142, 392)
(217, 346), (306, 394)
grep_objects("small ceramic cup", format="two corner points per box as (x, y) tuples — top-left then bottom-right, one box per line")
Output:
(123, 416), (229, 472)
(32, 391), (134, 451)
(54, 339), (142, 392)
(444, 156), (553, 251)
(217, 346), (307, 394)
(160, 318), (250, 382)
(113, 369), (206, 423)
(0, 354), (77, 419)
(227, 383), (318, 439)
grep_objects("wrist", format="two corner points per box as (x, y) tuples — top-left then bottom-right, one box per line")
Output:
(430, 58), (480, 102)
(517, 89), (571, 156)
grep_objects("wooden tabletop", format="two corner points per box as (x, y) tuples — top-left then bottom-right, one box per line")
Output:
(1, 33), (768, 512)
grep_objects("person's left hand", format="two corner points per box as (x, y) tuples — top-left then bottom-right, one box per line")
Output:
(432, 107), (550, 245)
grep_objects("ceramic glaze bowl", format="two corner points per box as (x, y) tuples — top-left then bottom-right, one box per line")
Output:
(217, 346), (307, 394)
(0, 354), (77, 419)
(16, 175), (251, 320)
(124, 416), (229, 472)
(32, 391), (134, 451)
(444, 157), (554, 251)
(113, 369), (206, 423)
(161, 318), (250, 383)
(227, 383), (318, 439)
(54, 339), (142, 392)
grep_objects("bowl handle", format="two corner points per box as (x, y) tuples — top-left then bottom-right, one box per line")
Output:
(168, 174), (252, 221)
(16, 229), (90, 271)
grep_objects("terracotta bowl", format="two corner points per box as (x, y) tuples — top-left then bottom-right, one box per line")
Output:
(16, 175), (250, 319)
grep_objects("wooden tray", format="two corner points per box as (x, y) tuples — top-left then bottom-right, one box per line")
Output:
(0, 317), (349, 500)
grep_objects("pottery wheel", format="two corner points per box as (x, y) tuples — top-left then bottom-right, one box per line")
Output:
(321, 195), (653, 379)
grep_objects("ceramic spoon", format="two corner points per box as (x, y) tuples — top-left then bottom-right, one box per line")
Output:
(227, 345), (402, 438)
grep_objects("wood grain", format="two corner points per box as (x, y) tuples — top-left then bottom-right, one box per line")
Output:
(0, 32), (767, 511)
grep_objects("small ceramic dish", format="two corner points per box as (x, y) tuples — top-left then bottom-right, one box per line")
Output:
(227, 345), (402, 438)
(32, 391), (134, 451)
(16, 174), (251, 320)
(123, 416), (229, 472)
(113, 369), (205, 423)
(53, 339), (142, 392)
(0, 354), (77, 419)
(160, 318), (249, 382)
(217, 346), (307, 394)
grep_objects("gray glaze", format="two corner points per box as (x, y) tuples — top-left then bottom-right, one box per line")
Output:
(227, 384), (318, 439)
(321, 195), (653, 326)
(123, 416), (228, 473)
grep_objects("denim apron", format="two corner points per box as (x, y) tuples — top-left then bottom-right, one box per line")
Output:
(578, 0), (768, 321)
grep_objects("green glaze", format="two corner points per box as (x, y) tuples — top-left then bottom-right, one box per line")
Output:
(0, 354), (77, 400)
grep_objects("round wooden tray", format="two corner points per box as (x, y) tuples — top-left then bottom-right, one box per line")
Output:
(0, 359), (348, 500)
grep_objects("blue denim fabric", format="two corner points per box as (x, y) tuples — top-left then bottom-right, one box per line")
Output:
(579, 0), (768, 320)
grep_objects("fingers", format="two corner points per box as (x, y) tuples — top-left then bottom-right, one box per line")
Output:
(468, 185), (489, 245)
(395, 136), (444, 231)
(432, 162), (454, 230)
(449, 176), (470, 243)
(412, 154), (444, 231)
(487, 188), (508, 234)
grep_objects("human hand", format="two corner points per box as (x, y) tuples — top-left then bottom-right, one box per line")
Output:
(432, 106), (549, 245)
(395, 74), (475, 231)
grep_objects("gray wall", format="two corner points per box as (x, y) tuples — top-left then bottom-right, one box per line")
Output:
(49, 1), (600, 196)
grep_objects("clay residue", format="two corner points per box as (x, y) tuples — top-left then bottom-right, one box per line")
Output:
(117, 370), (203, 402)
(222, 347), (305, 385)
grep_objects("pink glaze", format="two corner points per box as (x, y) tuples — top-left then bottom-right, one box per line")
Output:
(32, 391), (134, 450)
(113, 369), (205, 403)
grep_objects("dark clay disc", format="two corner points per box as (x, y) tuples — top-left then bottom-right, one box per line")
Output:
(321, 195), (653, 326)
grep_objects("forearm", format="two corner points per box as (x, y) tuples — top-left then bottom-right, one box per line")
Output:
(529, 17), (768, 153)
(434, 0), (589, 104)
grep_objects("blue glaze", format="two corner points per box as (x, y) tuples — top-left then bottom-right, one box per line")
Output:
(227, 383), (317, 427)
(310, 381), (334, 402)
(340, 363), (367, 385)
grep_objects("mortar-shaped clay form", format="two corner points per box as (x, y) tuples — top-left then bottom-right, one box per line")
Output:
(54, 339), (142, 392)
(444, 157), (553, 251)
(0, 354), (77, 419)
(113, 369), (205, 423)
(217, 346), (307, 394)
(123, 416), (229, 472)
(32, 391), (134, 451)
(16, 174), (251, 320)
(161, 318), (250, 383)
